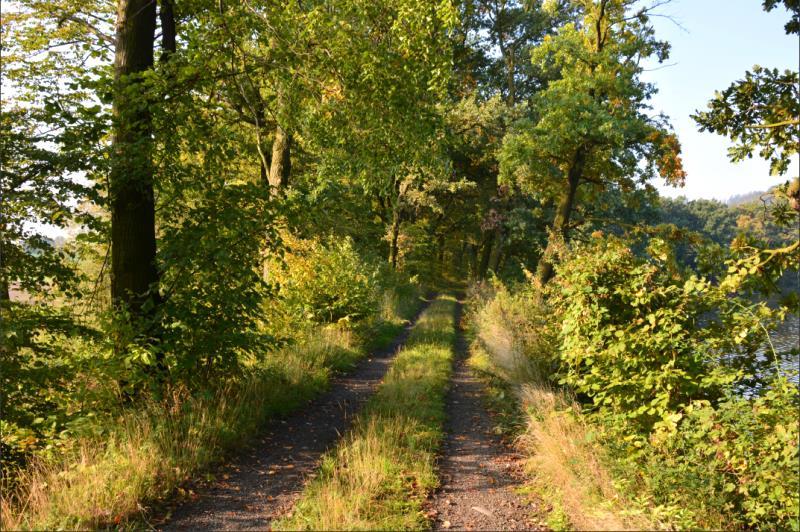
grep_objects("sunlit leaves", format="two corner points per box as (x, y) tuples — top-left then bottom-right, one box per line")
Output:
(693, 66), (799, 177)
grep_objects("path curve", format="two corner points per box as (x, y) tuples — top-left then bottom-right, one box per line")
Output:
(429, 302), (544, 531)
(161, 298), (432, 531)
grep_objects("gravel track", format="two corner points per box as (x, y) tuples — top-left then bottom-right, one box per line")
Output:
(160, 299), (432, 531)
(429, 301), (545, 531)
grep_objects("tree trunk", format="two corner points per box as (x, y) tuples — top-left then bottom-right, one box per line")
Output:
(110, 0), (159, 321)
(477, 229), (494, 279)
(268, 125), (291, 194)
(535, 148), (586, 285)
(456, 240), (466, 273)
(0, 232), (9, 302)
(0, 274), (9, 302)
(488, 224), (503, 274)
(389, 211), (401, 269)
(158, 0), (176, 61)
(468, 243), (478, 280)
(504, 47), (516, 106)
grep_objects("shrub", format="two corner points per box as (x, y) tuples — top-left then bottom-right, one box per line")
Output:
(0, 304), (111, 478)
(640, 380), (799, 529)
(551, 234), (799, 528)
(272, 235), (380, 325)
(552, 235), (789, 435)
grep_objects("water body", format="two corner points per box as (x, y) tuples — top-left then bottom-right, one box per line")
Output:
(769, 313), (800, 378)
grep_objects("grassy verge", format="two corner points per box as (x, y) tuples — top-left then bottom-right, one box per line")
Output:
(466, 344), (527, 439)
(466, 288), (652, 531)
(0, 298), (423, 530)
(274, 295), (457, 531)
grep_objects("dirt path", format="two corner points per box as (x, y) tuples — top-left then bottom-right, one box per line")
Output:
(429, 302), (544, 531)
(161, 299), (432, 531)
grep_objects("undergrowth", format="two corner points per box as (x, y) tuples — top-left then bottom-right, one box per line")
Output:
(0, 293), (423, 530)
(466, 283), (652, 531)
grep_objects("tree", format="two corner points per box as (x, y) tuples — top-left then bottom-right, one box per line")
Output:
(1, 1), (113, 304)
(0, 108), (100, 302)
(108, 0), (160, 327)
(499, 0), (685, 285)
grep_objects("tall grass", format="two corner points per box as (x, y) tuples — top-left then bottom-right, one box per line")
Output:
(275, 296), (457, 531)
(1, 309), (417, 530)
(467, 285), (652, 531)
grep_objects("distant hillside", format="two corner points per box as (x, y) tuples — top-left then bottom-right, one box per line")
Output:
(726, 190), (767, 206)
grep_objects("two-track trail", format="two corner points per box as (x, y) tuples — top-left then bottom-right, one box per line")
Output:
(429, 301), (545, 531)
(161, 299), (432, 531)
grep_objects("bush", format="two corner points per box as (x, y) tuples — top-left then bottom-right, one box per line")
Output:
(639, 380), (799, 529)
(272, 235), (381, 325)
(0, 304), (111, 478)
(157, 181), (276, 385)
(553, 235), (790, 434)
(551, 234), (799, 528)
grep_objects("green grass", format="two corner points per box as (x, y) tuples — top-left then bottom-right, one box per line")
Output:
(1, 306), (421, 530)
(275, 296), (457, 531)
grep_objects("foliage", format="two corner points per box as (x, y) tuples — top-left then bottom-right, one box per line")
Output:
(553, 235), (793, 431)
(3, 0), (797, 528)
(691, 0), (799, 308)
(0, 304), (107, 474)
(157, 182), (277, 386)
(0, 106), (103, 301)
(271, 235), (382, 325)
(0, 317), (417, 529)
(763, 0), (800, 34)
(550, 234), (798, 528)
(499, 0), (686, 196)
(693, 66), (799, 176)
(466, 284), (652, 530)
(466, 279), (557, 381)
(498, 0), (686, 284)
(639, 380), (799, 529)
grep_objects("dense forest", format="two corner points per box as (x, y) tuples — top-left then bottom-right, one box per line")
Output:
(1, 0), (798, 530)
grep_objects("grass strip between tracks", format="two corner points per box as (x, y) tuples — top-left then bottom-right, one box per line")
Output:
(275, 295), (457, 530)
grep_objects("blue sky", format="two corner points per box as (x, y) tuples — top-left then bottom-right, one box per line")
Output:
(641, 0), (799, 201)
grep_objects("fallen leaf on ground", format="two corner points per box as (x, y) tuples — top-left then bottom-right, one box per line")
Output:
(471, 506), (493, 517)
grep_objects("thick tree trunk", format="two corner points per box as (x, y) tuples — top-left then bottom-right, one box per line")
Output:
(268, 125), (291, 194)
(535, 148), (586, 285)
(110, 0), (159, 321)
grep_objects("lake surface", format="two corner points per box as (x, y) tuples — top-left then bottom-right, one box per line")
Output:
(770, 313), (800, 378)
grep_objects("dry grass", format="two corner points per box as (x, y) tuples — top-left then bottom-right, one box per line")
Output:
(275, 296), (456, 531)
(469, 285), (653, 531)
(517, 385), (651, 531)
(0, 318), (401, 530)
